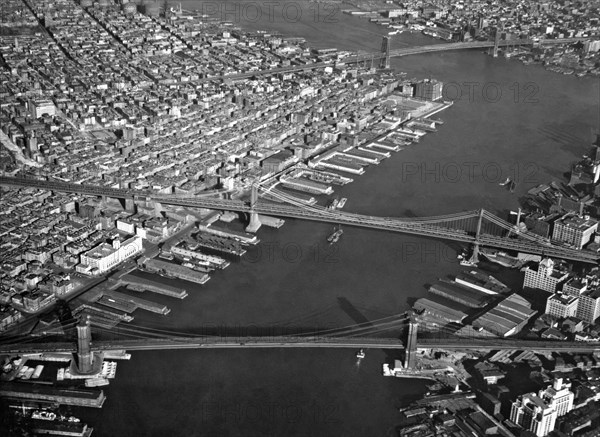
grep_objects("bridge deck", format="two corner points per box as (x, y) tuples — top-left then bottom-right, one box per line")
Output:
(1, 177), (596, 263)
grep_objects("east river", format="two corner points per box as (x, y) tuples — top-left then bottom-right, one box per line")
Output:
(78, 2), (600, 435)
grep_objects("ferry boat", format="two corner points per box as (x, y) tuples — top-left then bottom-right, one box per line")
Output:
(356, 349), (365, 359)
(337, 198), (347, 209)
(327, 226), (343, 244)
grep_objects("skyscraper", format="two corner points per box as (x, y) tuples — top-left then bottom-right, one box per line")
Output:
(538, 378), (574, 417)
(510, 393), (557, 437)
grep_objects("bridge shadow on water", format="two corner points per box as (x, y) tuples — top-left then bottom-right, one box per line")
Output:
(336, 297), (372, 327)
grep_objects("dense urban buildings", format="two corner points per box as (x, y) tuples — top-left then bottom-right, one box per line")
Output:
(1, 0), (600, 435)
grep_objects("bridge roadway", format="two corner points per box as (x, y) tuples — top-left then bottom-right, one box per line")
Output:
(1, 177), (597, 263)
(158, 196), (598, 263)
(2, 336), (600, 354)
(189, 38), (585, 82)
(418, 338), (600, 353)
(0, 336), (404, 354)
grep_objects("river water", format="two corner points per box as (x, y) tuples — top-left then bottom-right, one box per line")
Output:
(78, 2), (600, 435)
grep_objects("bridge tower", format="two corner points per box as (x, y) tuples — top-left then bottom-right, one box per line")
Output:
(404, 312), (418, 369)
(380, 36), (391, 69)
(469, 209), (485, 264)
(245, 181), (262, 233)
(71, 315), (104, 375)
(493, 25), (502, 57)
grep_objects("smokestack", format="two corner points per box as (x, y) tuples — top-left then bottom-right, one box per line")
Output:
(579, 202), (584, 216)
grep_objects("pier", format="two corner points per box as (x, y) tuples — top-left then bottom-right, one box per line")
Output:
(120, 274), (188, 299)
(0, 383), (106, 408)
(102, 290), (170, 315)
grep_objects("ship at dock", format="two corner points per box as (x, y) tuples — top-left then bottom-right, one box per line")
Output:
(479, 248), (525, 268)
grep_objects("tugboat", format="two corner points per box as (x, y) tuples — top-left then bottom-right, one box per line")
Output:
(458, 249), (478, 266)
(327, 225), (343, 244)
(326, 197), (339, 210)
(460, 258), (478, 267)
(356, 349), (366, 359)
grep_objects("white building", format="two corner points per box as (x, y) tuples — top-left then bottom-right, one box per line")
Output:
(563, 277), (600, 323)
(30, 99), (56, 119)
(510, 393), (557, 437)
(545, 293), (579, 319)
(523, 258), (570, 293)
(77, 236), (142, 275)
(552, 214), (598, 250)
(577, 290), (600, 324)
(538, 378), (574, 417)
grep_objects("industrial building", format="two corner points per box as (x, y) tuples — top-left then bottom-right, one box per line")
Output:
(471, 294), (536, 337)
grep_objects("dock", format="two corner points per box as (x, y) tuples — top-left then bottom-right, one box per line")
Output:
(102, 289), (171, 315)
(120, 274), (188, 299)
(258, 215), (285, 228)
(142, 258), (211, 284)
(0, 382), (106, 408)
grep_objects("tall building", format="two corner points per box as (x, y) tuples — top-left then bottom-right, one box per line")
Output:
(538, 378), (574, 417)
(414, 79), (443, 101)
(510, 393), (557, 437)
(563, 276), (600, 323)
(552, 213), (598, 250)
(545, 293), (579, 319)
(576, 288), (600, 323)
(523, 258), (570, 293)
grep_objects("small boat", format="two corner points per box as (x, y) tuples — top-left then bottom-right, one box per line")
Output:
(327, 197), (339, 210)
(327, 226), (343, 244)
(356, 349), (365, 359)
(460, 259), (477, 267)
(509, 180), (517, 193)
(499, 177), (511, 186)
(31, 410), (57, 421)
(337, 197), (347, 209)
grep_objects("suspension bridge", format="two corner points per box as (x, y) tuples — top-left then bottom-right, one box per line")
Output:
(191, 37), (585, 81)
(1, 176), (597, 263)
(2, 312), (600, 359)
